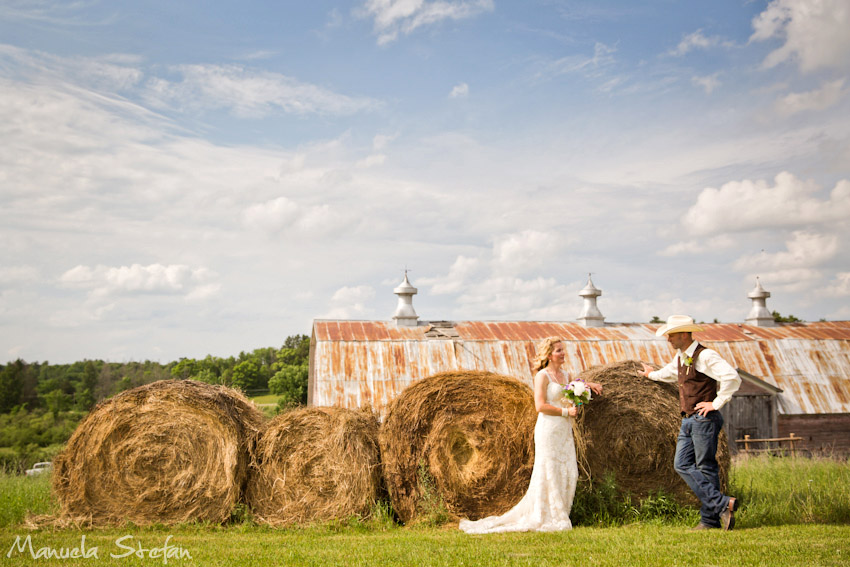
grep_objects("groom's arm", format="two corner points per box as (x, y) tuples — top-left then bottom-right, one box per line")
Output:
(640, 360), (676, 382)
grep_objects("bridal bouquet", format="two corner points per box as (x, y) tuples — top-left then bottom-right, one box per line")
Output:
(563, 379), (592, 407)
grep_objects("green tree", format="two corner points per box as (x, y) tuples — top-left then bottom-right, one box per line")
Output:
(268, 364), (308, 408)
(650, 316), (662, 324)
(42, 389), (72, 417)
(231, 360), (262, 392)
(194, 368), (222, 384)
(74, 360), (98, 411)
(280, 334), (310, 365)
(0, 360), (24, 412)
(772, 311), (803, 323)
(171, 358), (198, 379)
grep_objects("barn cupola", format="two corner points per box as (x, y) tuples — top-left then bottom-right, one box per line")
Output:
(745, 277), (775, 327)
(392, 271), (420, 327)
(577, 274), (605, 327)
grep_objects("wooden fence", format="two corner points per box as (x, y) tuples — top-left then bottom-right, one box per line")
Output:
(738, 433), (799, 456)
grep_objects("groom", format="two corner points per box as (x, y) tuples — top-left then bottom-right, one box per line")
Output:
(640, 315), (742, 530)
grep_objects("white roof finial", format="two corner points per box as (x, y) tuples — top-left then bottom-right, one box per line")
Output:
(745, 277), (775, 327)
(577, 273), (604, 327)
(392, 270), (419, 327)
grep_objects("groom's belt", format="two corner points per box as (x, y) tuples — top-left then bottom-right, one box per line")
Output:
(681, 410), (716, 418)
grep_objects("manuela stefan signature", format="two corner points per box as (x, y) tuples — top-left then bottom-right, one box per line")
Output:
(6, 534), (191, 563)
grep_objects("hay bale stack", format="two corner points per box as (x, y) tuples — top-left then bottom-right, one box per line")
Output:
(52, 379), (264, 525)
(574, 360), (730, 503)
(380, 371), (537, 524)
(245, 406), (383, 526)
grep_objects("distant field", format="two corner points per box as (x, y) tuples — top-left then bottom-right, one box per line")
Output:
(249, 393), (282, 406)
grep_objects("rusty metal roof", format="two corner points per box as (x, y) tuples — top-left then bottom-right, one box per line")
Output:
(309, 320), (850, 415)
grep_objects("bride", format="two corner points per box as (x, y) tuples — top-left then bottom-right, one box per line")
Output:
(459, 337), (602, 533)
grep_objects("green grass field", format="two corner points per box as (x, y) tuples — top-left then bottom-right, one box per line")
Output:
(1, 456), (849, 566)
(248, 393), (282, 406)
(2, 524), (848, 566)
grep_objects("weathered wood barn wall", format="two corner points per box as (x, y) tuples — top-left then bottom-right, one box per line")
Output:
(309, 319), (850, 454)
(778, 414), (850, 455)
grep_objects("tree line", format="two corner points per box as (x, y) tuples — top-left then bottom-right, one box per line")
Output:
(0, 334), (310, 470)
(649, 311), (807, 324)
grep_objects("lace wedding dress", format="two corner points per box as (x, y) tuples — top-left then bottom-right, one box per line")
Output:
(459, 377), (578, 533)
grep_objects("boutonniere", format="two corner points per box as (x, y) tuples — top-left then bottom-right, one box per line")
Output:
(682, 356), (693, 367)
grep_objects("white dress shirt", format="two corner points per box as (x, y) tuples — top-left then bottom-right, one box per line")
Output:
(647, 341), (741, 411)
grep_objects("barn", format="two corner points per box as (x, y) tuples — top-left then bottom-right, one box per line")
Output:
(308, 275), (850, 455)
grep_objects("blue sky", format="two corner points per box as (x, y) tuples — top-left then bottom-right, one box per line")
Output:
(1, 0), (849, 363)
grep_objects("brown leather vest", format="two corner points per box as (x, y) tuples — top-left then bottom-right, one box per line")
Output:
(677, 344), (717, 415)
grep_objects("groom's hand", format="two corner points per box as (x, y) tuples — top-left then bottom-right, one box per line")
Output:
(640, 363), (654, 377)
(694, 401), (715, 416)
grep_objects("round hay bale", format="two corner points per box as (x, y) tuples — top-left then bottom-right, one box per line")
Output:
(245, 406), (383, 526)
(379, 371), (537, 524)
(52, 379), (264, 525)
(574, 360), (731, 504)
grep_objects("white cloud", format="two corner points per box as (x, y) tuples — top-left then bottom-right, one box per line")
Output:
(48, 305), (114, 328)
(331, 285), (376, 304)
(0, 1), (113, 26)
(824, 272), (850, 297)
(670, 30), (732, 56)
(455, 275), (569, 319)
(683, 172), (850, 236)
(242, 197), (301, 231)
(733, 231), (839, 271)
(751, 0), (850, 72)
(356, 153), (387, 168)
(416, 231), (576, 319)
(320, 285), (376, 319)
(0, 44), (143, 93)
(361, 0), (494, 45)
(0, 265), (40, 285)
(733, 231), (841, 294)
(419, 255), (482, 295)
(449, 82), (469, 98)
(0, 46), (379, 119)
(741, 268), (824, 294)
(692, 74), (721, 95)
(237, 50), (278, 61)
(59, 263), (220, 300)
(145, 64), (380, 117)
(242, 197), (353, 236)
(604, 294), (740, 326)
(372, 133), (396, 150)
(542, 42), (617, 80)
(774, 79), (846, 116)
(186, 284), (222, 302)
(659, 235), (735, 257)
(493, 230), (562, 276)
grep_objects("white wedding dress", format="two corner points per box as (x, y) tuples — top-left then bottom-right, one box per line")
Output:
(459, 377), (578, 533)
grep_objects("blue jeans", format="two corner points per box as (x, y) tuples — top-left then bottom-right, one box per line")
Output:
(674, 411), (731, 527)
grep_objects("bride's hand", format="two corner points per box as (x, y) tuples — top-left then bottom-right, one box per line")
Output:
(566, 406), (577, 417)
(588, 382), (603, 395)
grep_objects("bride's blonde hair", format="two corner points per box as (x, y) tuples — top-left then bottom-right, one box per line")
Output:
(532, 336), (564, 373)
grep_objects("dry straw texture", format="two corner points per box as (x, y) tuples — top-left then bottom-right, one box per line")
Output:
(379, 371), (537, 524)
(573, 360), (730, 504)
(52, 380), (264, 526)
(245, 406), (383, 526)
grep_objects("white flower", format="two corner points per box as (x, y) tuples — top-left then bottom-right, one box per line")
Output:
(571, 381), (586, 397)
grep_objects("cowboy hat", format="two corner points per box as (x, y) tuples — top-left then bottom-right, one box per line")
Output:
(655, 315), (703, 337)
